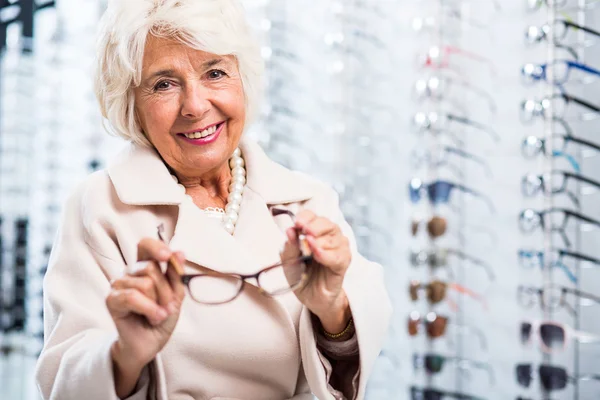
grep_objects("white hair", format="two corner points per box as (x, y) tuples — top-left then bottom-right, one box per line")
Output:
(94, 0), (264, 147)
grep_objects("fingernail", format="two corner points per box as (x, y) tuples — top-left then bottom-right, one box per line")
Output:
(167, 301), (178, 314)
(158, 249), (171, 260)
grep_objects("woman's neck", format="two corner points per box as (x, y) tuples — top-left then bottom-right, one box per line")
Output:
(174, 163), (231, 209)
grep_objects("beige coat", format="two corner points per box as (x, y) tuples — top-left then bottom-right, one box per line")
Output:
(34, 137), (392, 400)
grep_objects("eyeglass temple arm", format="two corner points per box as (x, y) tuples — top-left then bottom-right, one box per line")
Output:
(451, 323), (487, 350)
(567, 61), (600, 77)
(564, 20), (600, 39)
(450, 283), (488, 309)
(444, 146), (493, 177)
(568, 135), (600, 153)
(447, 114), (500, 142)
(445, 45), (497, 74)
(447, 77), (497, 112)
(563, 208), (600, 228)
(561, 92), (600, 113)
(447, 248), (495, 280)
(453, 183), (496, 213)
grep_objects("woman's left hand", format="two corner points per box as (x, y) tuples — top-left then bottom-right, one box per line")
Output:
(281, 210), (352, 334)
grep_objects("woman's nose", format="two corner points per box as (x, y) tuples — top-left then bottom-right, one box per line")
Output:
(180, 84), (211, 119)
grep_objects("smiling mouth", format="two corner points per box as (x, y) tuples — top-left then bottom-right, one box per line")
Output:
(178, 122), (225, 140)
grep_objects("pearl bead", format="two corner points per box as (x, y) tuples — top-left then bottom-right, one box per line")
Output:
(229, 182), (244, 193)
(232, 148), (241, 158)
(233, 175), (246, 185)
(229, 157), (245, 169)
(171, 174), (179, 183)
(223, 220), (235, 234)
(232, 166), (246, 177)
(228, 191), (242, 204)
(226, 210), (239, 224)
(177, 184), (186, 194)
(226, 202), (241, 214)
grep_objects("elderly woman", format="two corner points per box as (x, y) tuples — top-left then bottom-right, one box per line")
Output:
(34, 1), (391, 399)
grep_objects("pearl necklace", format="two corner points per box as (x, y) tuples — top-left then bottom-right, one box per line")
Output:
(171, 147), (246, 235)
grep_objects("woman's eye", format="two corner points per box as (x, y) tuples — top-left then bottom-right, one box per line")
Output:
(154, 81), (172, 91)
(208, 69), (227, 80)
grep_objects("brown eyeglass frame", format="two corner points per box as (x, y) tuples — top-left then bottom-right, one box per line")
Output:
(411, 216), (447, 238)
(157, 208), (312, 305)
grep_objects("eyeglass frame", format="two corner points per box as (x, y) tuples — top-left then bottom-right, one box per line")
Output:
(517, 283), (600, 316)
(157, 208), (312, 305)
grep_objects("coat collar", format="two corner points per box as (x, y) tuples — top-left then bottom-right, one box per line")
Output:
(107, 136), (319, 206)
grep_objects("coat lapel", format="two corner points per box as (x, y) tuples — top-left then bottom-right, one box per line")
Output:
(107, 137), (320, 278)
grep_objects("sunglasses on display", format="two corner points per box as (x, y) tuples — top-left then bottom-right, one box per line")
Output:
(411, 145), (493, 179)
(410, 248), (495, 281)
(409, 279), (486, 309)
(518, 284), (600, 316)
(413, 353), (495, 385)
(156, 208), (311, 305)
(521, 170), (600, 208)
(411, 216), (448, 238)
(521, 60), (600, 86)
(412, 112), (500, 143)
(413, 76), (497, 114)
(408, 311), (487, 350)
(409, 178), (495, 213)
(410, 386), (486, 400)
(521, 320), (600, 353)
(520, 93), (600, 124)
(518, 208), (600, 248)
(516, 363), (600, 391)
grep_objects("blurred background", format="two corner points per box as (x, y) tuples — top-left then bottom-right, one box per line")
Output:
(2, 0), (600, 399)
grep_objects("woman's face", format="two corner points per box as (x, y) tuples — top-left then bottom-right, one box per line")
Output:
(134, 35), (246, 180)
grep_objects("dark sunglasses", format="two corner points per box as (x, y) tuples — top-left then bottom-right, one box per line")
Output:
(521, 170), (600, 208)
(518, 284), (600, 316)
(519, 207), (600, 248)
(409, 179), (495, 213)
(413, 353), (495, 385)
(408, 312), (487, 350)
(410, 386), (485, 400)
(516, 363), (600, 391)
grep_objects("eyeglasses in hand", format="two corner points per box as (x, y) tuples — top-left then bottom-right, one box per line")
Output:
(157, 208), (311, 305)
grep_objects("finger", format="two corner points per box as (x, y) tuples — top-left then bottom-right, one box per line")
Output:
(111, 276), (158, 303)
(281, 228), (300, 261)
(131, 260), (176, 307)
(306, 235), (351, 273)
(310, 233), (342, 251)
(303, 217), (338, 238)
(294, 210), (317, 230)
(106, 288), (169, 326)
(137, 237), (173, 263)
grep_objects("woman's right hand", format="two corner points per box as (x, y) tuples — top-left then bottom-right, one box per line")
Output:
(106, 238), (186, 398)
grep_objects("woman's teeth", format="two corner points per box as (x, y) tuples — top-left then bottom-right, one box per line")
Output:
(183, 124), (218, 139)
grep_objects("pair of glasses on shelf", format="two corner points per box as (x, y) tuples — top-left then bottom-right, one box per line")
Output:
(413, 75), (497, 113)
(518, 208), (600, 248)
(413, 353), (495, 385)
(410, 248), (495, 281)
(521, 60), (600, 86)
(521, 320), (600, 353)
(525, 19), (600, 47)
(521, 170), (600, 208)
(410, 386), (485, 400)
(520, 93), (600, 123)
(157, 208), (311, 305)
(412, 111), (500, 143)
(409, 178), (496, 213)
(518, 283), (600, 316)
(408, 311), (487, 350)
(410, 145), (493, 179)
(516, 363), (600, 391)
(526, 0), (599, 12)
